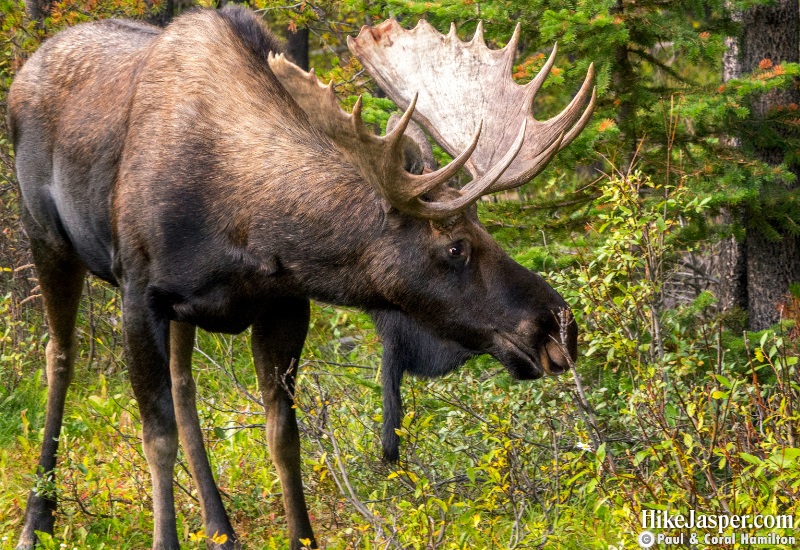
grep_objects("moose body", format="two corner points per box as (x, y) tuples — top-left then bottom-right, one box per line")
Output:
(9, 6), (592, 549)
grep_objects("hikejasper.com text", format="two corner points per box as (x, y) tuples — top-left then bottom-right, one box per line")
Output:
(641, 509), (794, 534)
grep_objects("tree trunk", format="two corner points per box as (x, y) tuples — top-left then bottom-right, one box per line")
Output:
(147, 0), (174, 27)
(610, 0), (637, 168)
(717, 209), (748, 314)
(285, 27), (309, 71)
(740, 0), (800, 330)
(717, 8), (748, 315)
(24, 0), (50, 26)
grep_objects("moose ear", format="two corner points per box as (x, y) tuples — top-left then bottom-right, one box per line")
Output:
(387, 113), (438, 174)
(399, 136), (425, 175)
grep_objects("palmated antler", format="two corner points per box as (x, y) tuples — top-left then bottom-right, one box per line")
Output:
(269, 52), (527, 220)
(348, 19), (596, 193)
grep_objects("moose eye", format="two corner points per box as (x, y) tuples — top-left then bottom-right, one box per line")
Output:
(446, 240), (470, 263)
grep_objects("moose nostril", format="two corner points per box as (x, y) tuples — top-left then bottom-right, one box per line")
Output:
(544, 340), (571, 374)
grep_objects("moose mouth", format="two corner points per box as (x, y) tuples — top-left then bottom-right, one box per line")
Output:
(493, 333), (570, 380)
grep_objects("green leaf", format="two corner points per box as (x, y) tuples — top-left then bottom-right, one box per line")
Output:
(595, 443), (607, 464)
(715, 374), (732, 389)
(739, 452), (763, 466)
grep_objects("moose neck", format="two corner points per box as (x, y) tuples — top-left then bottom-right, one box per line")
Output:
(243, 154), (391, 309)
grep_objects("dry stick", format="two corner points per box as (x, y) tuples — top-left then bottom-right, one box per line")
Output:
(318, 399), (403, 549)
(538, 418), (560, 550)
(555, 310), (615, 473)
(672, 389), (730, 512)
(776, 319), (797, 447)
(292, 371), (403, 549)
(304, 358), (377, 370)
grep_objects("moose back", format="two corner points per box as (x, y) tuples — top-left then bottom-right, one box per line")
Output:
(8, 6), (593, 549)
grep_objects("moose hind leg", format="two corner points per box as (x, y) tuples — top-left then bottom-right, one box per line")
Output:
(122, 288), (180, 550)
(251, 299), (315, 549)
(170, 321), (238, 549)
(17, 233), (86, 550)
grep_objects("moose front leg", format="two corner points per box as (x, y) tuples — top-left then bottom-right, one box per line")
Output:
(122, 288), (179, 550)
(17, 230), (86, 550)
(170, 321), (238, 549)
(251, 299), (315, 549)
(372, 309), (475, 463)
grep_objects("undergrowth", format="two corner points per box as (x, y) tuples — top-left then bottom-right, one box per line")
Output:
(1, 170), (798, 549)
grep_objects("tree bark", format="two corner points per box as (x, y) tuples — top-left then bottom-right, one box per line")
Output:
(739, 0), (800, 330)
(610, 0), (637, 168)
(717, 210), (748, 314)
(24, 0), (50, 26)
(285, 27), (310, 71)
(147, 0), (174, 27)
(717, 8), (748, 315)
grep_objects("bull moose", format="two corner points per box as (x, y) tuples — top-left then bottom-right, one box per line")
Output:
(8, 6), (594, 549)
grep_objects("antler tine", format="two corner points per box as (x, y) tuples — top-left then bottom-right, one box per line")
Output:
(489, 75), (594, 192)
(403, 120), (527, 220)
(501, 23), (522, 74)
(523, 43), (558, 111)
(486, 130), (565, 192)
(350, 95), (374, 139)
(533, 62), (595, 149)
(448, 22), (457, 38)
(384, 92), (419, 148)
(470, 21), (485, 46)
(560, 84), (597, 148)
(389, 120), (483, 202)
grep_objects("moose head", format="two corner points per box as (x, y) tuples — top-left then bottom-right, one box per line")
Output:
(268, 17), (594, 372)
(270, 19), (594, 459)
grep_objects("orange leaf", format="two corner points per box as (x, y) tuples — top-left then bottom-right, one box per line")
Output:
(759, 58), (773, 70)
(598, 119), (616, 132)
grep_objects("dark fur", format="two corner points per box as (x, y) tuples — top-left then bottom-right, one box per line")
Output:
(372, 309), (474, 461)
(9, 6), (577, 550)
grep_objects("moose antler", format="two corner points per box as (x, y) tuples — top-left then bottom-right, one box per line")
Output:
(348, 19), (596, 193)
(268, 52), (528, 220)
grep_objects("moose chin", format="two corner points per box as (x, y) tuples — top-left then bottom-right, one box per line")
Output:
(9, 6), (593, 549)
